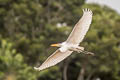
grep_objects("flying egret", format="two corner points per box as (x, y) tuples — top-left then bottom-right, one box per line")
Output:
(34, 8), (94, 71)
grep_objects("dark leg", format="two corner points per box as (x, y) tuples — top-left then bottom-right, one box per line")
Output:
(81, 50), (94, 56)
(69, 46), (94, 55)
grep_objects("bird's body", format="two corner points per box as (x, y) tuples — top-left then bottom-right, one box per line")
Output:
(34, 8), (93, 71)
(59, 42), (78, 52)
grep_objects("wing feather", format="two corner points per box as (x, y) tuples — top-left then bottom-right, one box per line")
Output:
(34, 49), (73, 71)
(66, 8), (93, 44)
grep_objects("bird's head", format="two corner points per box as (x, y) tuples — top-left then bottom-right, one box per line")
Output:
(50, 42), (66, 47)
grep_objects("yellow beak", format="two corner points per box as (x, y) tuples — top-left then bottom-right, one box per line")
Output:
(50, 43), (59, 47)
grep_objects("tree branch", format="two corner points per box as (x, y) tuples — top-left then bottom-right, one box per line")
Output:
(77, 67), (85, 80)
(63, 58), (71, 80)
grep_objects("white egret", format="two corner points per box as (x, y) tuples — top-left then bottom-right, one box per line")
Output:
(34, 8), (94, 71)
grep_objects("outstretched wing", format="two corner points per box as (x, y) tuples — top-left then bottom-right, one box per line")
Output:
(66, 8), (93, 44)
(34, 49), (73, 71)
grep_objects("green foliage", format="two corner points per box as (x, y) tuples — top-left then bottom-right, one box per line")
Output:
(0, 0), (120, 80)
(0, 38), (39, 80)
(0, 0), (85, 80)
(72, 4), (120, 80)
(0, 0), (85, 65)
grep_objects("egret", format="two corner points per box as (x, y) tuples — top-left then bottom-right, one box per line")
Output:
(34, 8), (94, 71)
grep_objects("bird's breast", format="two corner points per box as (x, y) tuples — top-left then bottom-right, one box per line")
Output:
(59, 43), (78, 52)
(59, 46), (68, 52)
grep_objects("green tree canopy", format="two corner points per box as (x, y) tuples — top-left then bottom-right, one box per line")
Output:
(0, 0), (120, 80)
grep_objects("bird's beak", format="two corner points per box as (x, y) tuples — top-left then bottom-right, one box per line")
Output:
(50, 43), (59, 47)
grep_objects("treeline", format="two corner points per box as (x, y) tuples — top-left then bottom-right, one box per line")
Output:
(0, 0), (120, 80)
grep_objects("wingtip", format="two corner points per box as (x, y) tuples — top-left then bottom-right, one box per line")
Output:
(34, 67), (41, 71)
(82, 8), (93, 15)
(82, 8), (90, 11)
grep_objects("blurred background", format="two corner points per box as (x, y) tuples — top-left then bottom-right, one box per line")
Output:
(0, 0), (120, 80)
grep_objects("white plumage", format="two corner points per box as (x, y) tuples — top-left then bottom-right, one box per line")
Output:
(34, 50), (73, 70)
(34, 8), (93, 71)
(66, 8), (93, 44)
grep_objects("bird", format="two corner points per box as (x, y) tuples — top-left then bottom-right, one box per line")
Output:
(34, 8), (94, 71)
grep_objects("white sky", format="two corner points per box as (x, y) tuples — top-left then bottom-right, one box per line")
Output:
(86, 0), (120, 14)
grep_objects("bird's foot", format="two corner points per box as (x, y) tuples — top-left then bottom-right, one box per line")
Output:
(81, 50), (95, 56)
(75, 49), (94, 56)
(69, 46), (94, 56)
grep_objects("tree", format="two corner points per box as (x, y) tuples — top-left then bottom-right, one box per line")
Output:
(0, 38), (39, 80)
(67, 4), (120, 80)
(1, 0), (120, 80)
(0, 0), (85, 80)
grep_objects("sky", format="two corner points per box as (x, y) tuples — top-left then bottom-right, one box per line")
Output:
(86, 0), (120, 14)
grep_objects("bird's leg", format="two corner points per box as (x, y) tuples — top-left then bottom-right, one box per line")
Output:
(69, 46), (84, 53)
(80, 50), (94, 56)
(76, 46), (94, 55)
(69, 46), (94, 55)
(76, 46), (84, 53)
